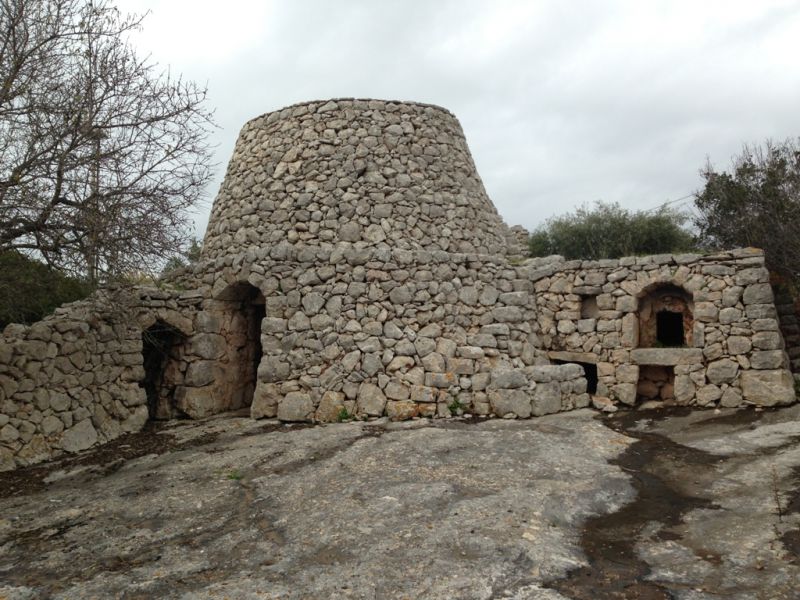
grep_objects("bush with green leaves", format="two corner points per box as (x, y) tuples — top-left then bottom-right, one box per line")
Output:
(0, 251), (93, 328)
(694, 138), (800, 282)
(528, 201), (696, 260)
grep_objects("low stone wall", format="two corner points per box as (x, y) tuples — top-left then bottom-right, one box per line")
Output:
(0, 287), (201, 471)
(528, 248), (796, 408)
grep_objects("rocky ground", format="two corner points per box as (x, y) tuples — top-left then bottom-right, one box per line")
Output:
(0, 405), (799, 599)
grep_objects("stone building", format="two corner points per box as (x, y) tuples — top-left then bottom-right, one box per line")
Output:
(0, 98), (796, 471)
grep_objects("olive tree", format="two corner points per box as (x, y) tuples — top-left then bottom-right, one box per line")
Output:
(529, 201), (696, 260)
(0, 0), (216, 284)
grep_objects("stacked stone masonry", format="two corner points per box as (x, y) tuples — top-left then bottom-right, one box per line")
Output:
(1, 98), (796, 470)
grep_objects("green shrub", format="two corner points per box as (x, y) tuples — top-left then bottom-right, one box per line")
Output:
(0, 251), (93, 328)
(529, 201), (696, 260)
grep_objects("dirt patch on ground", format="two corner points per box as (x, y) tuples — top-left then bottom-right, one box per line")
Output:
(547, 408), (721, 599)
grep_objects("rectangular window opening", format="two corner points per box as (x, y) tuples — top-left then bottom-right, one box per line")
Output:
(656, 311), (684, 347)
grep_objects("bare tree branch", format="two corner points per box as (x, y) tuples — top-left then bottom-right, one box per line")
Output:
(0, 0), (217, 284)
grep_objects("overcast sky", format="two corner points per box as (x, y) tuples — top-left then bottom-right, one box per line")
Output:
(118, 0), (800, 239)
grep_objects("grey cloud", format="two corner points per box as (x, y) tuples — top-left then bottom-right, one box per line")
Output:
(141, 0), (799, 236)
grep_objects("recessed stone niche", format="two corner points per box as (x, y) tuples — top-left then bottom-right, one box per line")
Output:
(637, 365), (675, 403)
(638, 284), (694, 348)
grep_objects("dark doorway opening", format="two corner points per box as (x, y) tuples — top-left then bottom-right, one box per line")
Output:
(141, 321), (184, 419)
(554, 360), (598, 395)
(217, 282), (266, 409)
(656, 311), (684, 347)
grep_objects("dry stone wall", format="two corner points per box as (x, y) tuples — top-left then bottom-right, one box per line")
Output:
(0, 287), (202, 471)
(203, 99), (523, 259)
(177, 246), (577, 424)
(528, 249), (796, 408)
(2, 98), (796, 471)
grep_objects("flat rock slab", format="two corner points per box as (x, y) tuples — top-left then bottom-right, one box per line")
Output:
(0, 406), (799, 599)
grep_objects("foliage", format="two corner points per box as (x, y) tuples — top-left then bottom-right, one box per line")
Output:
(447, 397), (464, 416)
(528, 201), (696, 260)
(0, 250), (93, 328)
(336, 407), (352, 422)
(161, 238), (203, 277)
(693, 138), (800, 282)
(0, 0), (216, 284)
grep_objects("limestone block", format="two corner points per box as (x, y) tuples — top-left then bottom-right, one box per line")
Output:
(0, 446), (14, 472)
(458, 287), (479, 305)
(490, 368), (527, 389)
(387, 356), (414, 372)
(749, 350), (786, 370)
(0, 424), (19, 443)
(60, 418), (98, 453)
(673, 375), (695, 404)
(446, 358), (474, 375)
(498, 292), (527, 306)
(471, 372), (491, 391)
(421, 352), (445, 373)
(278, 391), (314, 422)
(410, 385), (437, 403)
(735, 267), (769, 286)
(722, 286), (743, 307)
(41, 415), (64, 436)
(176, 387), (218, 419)
(386, 401), (419, 421)
(630, 348), (703, 366)
(726, 336), (752, 355)
(357, 383), (387, 416)
(489, 389), (532, 418)
(185, 361), (221, 387)
(189, 333), (226, 359)
(16, 434), (50, 465)
(492, 306), (523, 322)
(251, 382), (281, 419)
(706, 359), (739, 385)
(531, 382), (561, 416)
(314, 391), (346, 422)
(616, 364), (639, 384)
(742, 283), (773, 305)
(611, 383), (637, 406)
(621, 313), (638, 347)
(694, 302), (719, 323)
(718, 307), (742, 325)
(385, 379), (410, 400)
(741, 369), (795, 406)
(752, 331), (782, 351)
(457, 346), (485, 359)
(122, 405), (148, 434)
(425, 372), (457, 389)
(479, 286), (499, 306)
(362, 353), (382, 376)
(720, 387), (742, 408)
(696, 384), (722, 406)
(746, 304), (777, 319)
(414, 337), (436, 357)
(436, 338), (457, 358)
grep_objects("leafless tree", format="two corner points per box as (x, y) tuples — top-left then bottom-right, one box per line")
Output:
(0, 0), (216, 284)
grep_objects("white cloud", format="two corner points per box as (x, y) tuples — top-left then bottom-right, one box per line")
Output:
(114, 0), (800, 236)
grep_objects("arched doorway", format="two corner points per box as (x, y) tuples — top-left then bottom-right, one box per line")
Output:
(638, 284), (694, 348)
(140, 320), (185, 419)
(216, 281), (266, 410)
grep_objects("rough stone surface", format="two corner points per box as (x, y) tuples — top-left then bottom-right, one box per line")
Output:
(2, 408), (800, 598)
